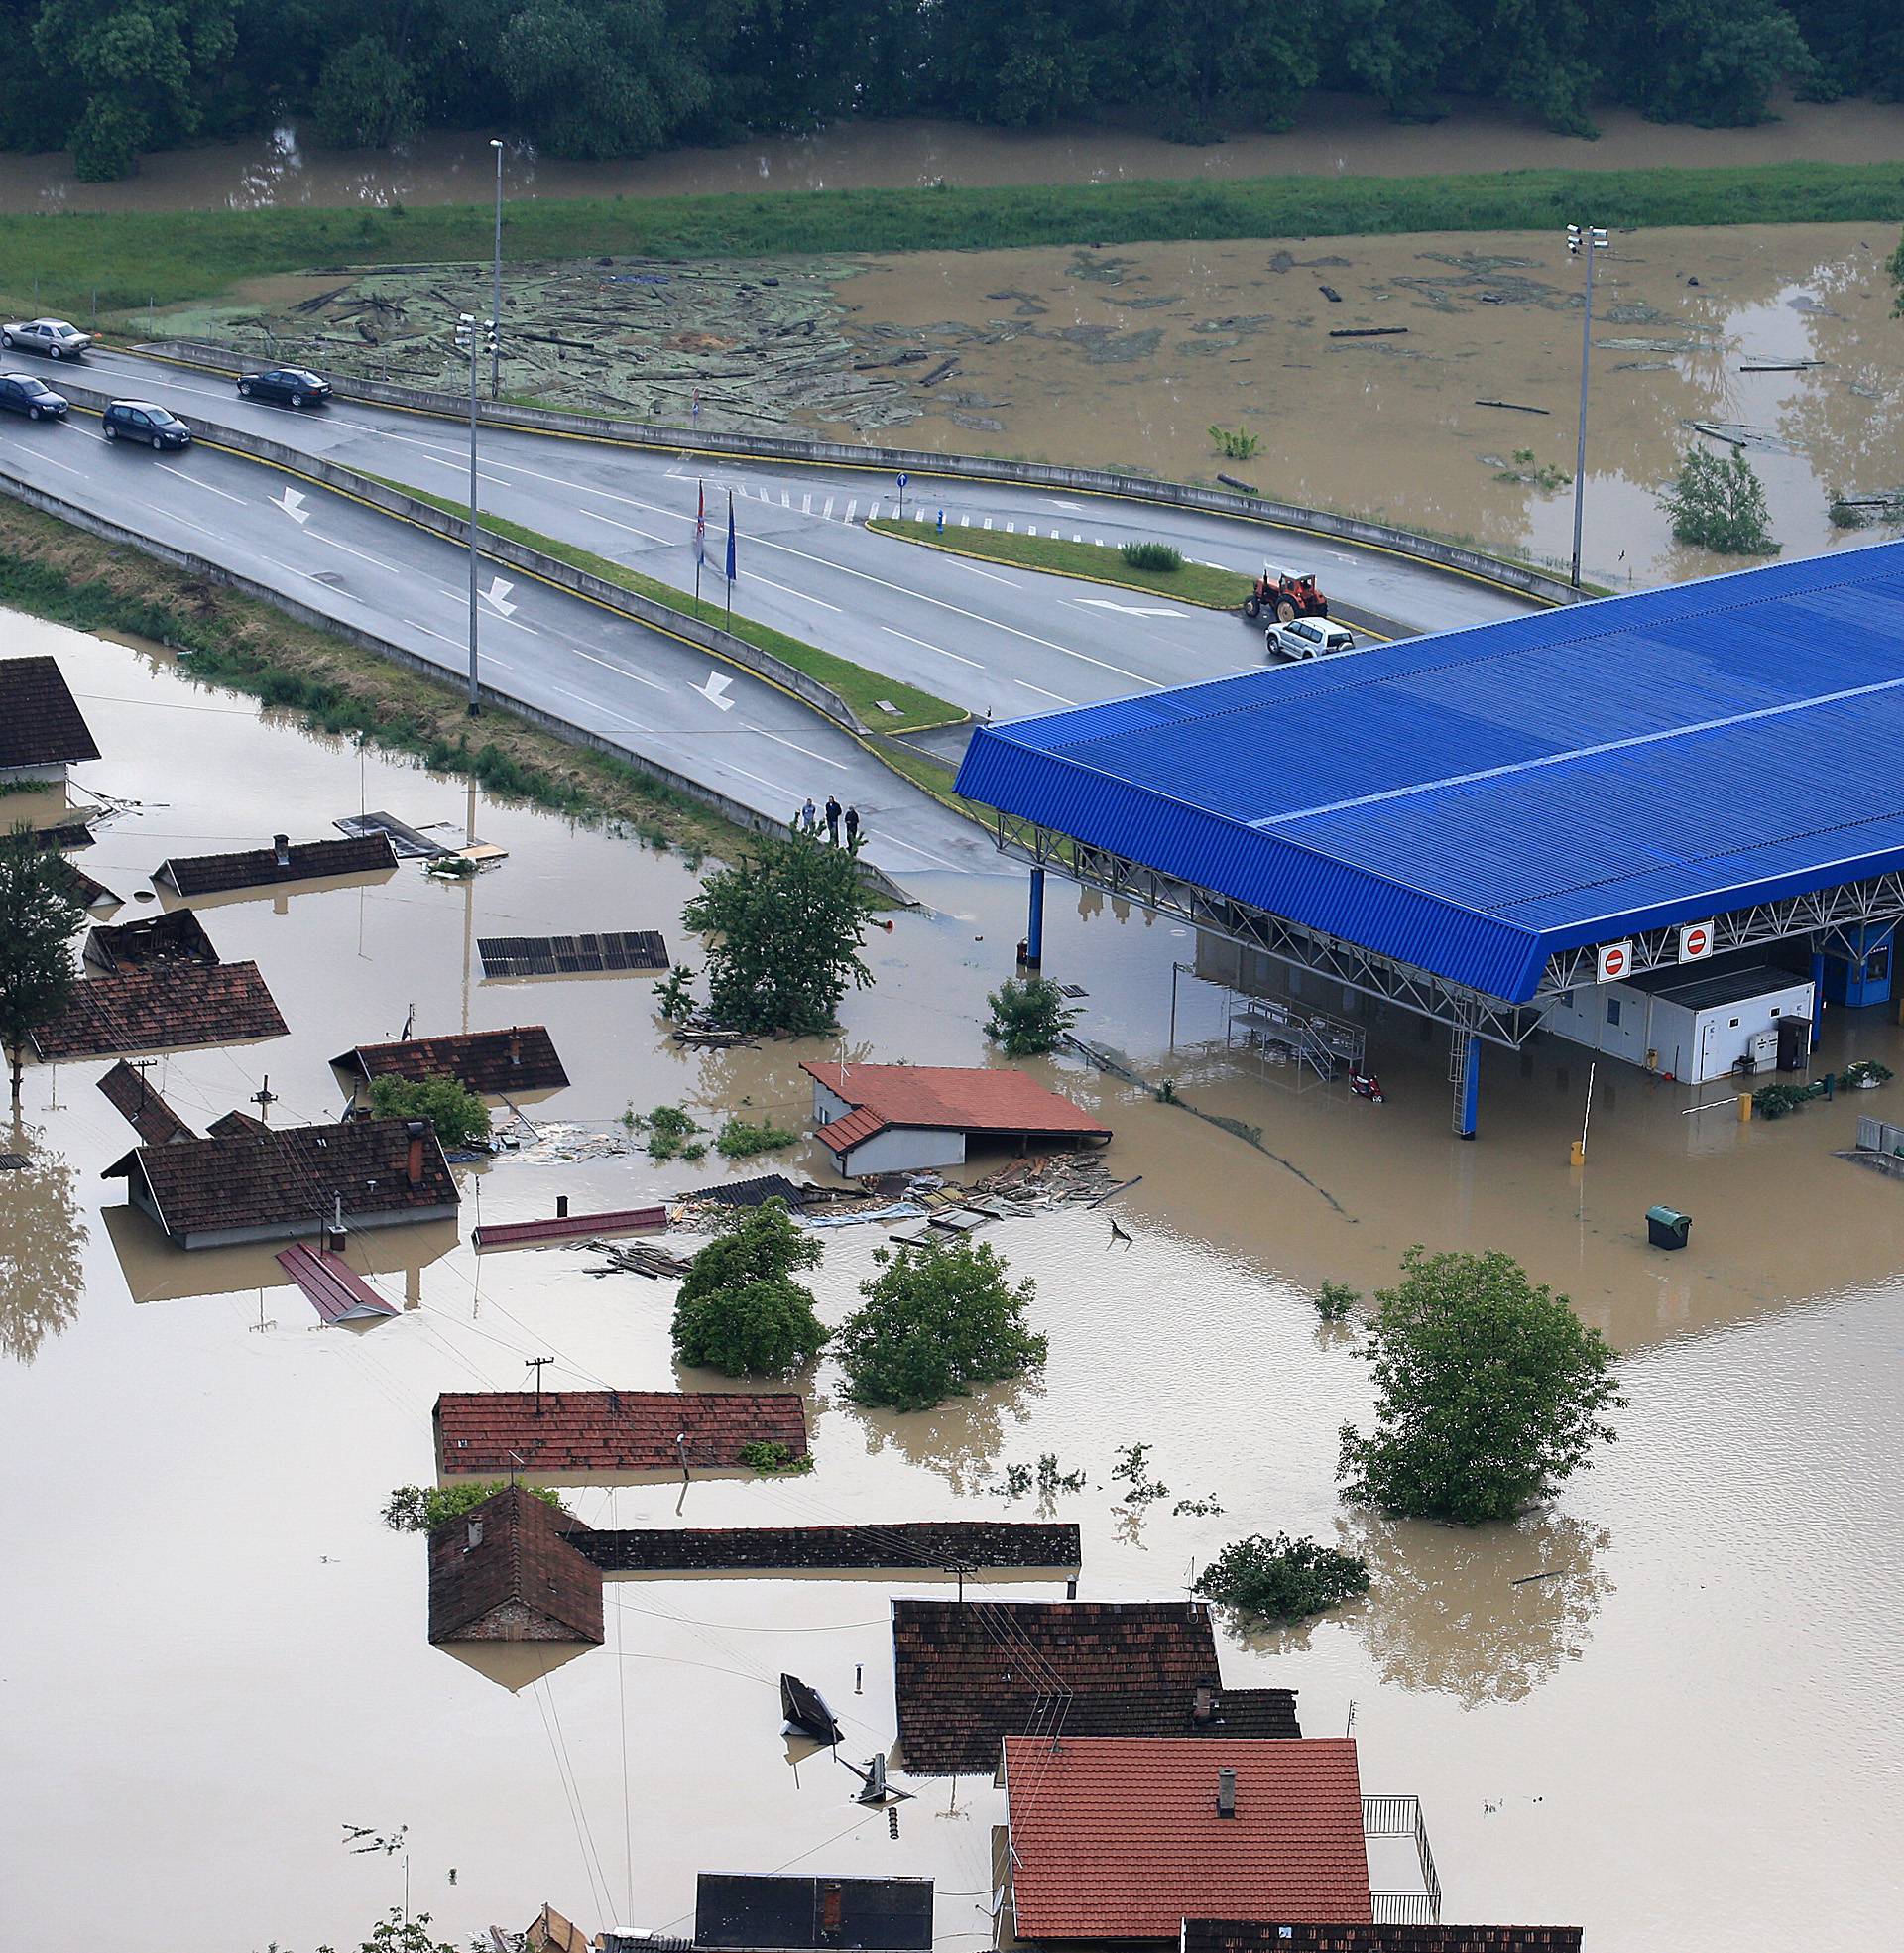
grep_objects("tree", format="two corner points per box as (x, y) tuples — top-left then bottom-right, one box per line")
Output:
(1604, 0), (1814, 126)
(985, 975), (1079, 1056)
(0, 825), (83, 1114)
(1193, 1531), (1371, 1622)
(382, 1480), (569, 1530)
(1337, 1247), (1624, 1525)
(1661, 446), (1780, 554)
(366, 1073), (490, 1151)
(836, 1236), (1046, 1411)
(681, 828), (875, 1036)
(671, 1196), (827, 1375)
(310, 34), (424, 149)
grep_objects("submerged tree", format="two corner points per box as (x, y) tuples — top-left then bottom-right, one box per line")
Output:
(1338, 1247), (1624, 1526)
(671, 1197), (827, 1376)
(366, 1073), (490, 1151)
(1662, 446), (1780, 555)
(1193, 1532), (1371, 1624)
(985, 974), (1079, 1056)
(681, 828), (875, 1036)
(0, 825), (83, 1114)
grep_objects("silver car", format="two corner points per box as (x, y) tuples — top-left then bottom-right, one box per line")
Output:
(0, 318), (92, 361)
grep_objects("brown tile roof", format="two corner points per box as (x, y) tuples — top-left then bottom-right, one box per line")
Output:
(95, 1059), (194, 1146)
(1005, 1737), (1371, 1939)
(85, 908), (219, 972)
(335, 1025), (569, 1095)
(156, 832), (398, 896)
(0, 656), (100, 769)
(54, 860), (120, 910)
(892, 1599), (1298, 1774)
(1184, 1927), (1584, 1953)
(802, 1062), (1110, 1159)
(435, 1390), (808, 1475)
(525, 1905), (594, 1953)
(426, 1486), (604, 1645)
(571, 1521), (1082, 1574)
(695, 1874), (935, 1952)
(206, 1108), (269, 1137)
(31, 960), (287, 1060)
(102, 1117), (457, 1241)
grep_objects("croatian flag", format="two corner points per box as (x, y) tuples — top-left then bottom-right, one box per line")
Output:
(726, 491), (738, 582)
(694, 481), (706, 566)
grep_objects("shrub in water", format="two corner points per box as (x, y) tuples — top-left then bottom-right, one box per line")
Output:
(1193, 1531), (1370, 1622)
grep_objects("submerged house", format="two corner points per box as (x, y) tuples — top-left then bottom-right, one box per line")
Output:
(800, 1062), (1110, 1178)
(0, 655), (100, 786)
(694, 1874), (934, 1953)
(331, 1024), (569, 1101)
(427, 1486), (603, 1647)
(103, 1116), (458, 1249)
(153, 830), (398, 897)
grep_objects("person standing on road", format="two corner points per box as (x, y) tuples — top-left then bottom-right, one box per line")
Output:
(844, 805), (861, 850)
(825, 795), (843, 844)
(800, 796), (817, 834)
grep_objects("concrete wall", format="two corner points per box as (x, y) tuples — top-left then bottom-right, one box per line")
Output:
(841, 1125), (964, 1177)
(0, 761), (68, 785)
(138, 339), (1585, 608)
(812, 1079), (854, 1123)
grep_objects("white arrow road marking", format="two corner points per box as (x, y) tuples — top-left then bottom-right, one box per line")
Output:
(1072, 597), (1188, 617)
(697, 671), (736, 711)
(483, 577), (517, 616)
(1045, 499), (1084, 511)
(273, 486), (308, 524)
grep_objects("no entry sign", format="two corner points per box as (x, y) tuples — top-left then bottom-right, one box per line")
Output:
(1597, 940), (1632, 983)
(1678, 921), (1715, 962)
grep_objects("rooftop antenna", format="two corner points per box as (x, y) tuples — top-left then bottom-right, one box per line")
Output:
(525, 1355), (554, 1413)
(250, 1075), (279, 1124)
(505, 1447), (525, 1489)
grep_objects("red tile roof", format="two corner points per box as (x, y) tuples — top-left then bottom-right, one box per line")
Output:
(95, 1059), (194, 1145)
(426, 1485), (604, 1645)
(434, 1390), (808, 1475)
(31, 960), (288, 1060)
(1005, 1737), (1371, 1940)
(0, 656), (100, 769)
(802, 1062), (1110, 1158)
(1183, 1927), (1584, 1953)
(334, 1024), (569, 1095)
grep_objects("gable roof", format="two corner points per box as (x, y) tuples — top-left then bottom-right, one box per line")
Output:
(85, 908), (219, 972)
(95, 1059), (194, 1146)
(570, 1520), (1082, 1575)
(426, 1486), (604, 1645)
(1005, 1736), (1370, 1939)
(802, 1062), (1110, 1157)
(0, 656), (100, 769)
(333, 1025), (569, 1095)
(206, 1107), (269, 1137)
(1183, 1927), (1584, 1953)
(155, 832), (398, 896)
(892, 1599), (1297, 1774)
(434, 1389), (809, 1475)
(31, 961), (287, 1060)
(695, 1874), (934, 1952)
(102, 1117), (457, 1239)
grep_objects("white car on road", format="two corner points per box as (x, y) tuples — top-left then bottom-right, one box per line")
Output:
(1266, 616), (1357, 661)
(0, 318), (92, 360)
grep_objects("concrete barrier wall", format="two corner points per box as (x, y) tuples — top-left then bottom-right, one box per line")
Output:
(136, 337), (1585, 607)
(53, 376), (869, 735)
(0, 458), (915, 905)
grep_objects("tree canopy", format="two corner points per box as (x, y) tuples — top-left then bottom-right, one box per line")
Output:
(0, 0), (1881, 180)
(1337, 1246), (1624, 1525)
(0, 825), (83, 1113)
(366, 1072), (491, 1151)
(671, 1196), (829, 1376)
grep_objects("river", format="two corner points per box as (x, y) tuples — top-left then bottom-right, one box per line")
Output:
(0, 619), (1899, 1948)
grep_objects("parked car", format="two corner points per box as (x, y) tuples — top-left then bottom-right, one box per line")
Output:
(236, 366), (332, 408)
(102, 400), (192, 449)
(1266, 616), (1357, 661)
(0, 372), (68, 421)
(0, 317), (92, 360)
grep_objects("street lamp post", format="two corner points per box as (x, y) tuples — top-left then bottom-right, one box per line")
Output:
(489, 139), (505, 400)
(1566, 223), (1608, 592)
(454, 311), (498, 715)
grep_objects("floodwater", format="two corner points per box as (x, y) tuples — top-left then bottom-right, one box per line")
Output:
(3, 92), (1903, 213)
(1, 618), (1900, 1948)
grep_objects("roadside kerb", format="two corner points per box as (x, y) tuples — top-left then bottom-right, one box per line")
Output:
(0, 456), (916, 906)
(130, 339), (1584, 607)
(50, 375), (867, 736)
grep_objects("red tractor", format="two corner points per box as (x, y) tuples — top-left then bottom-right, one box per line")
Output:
(1243, 565), (1329, 624)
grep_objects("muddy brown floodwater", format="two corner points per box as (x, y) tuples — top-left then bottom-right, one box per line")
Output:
(0, 618), (1899, 1949)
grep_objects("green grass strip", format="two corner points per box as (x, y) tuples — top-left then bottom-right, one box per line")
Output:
(6, 160), (1903, 324)
(867, 516), (1251, 607)
(369, 476), (964, 734)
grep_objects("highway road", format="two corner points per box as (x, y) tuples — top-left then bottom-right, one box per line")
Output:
(0, 401), (990, 883)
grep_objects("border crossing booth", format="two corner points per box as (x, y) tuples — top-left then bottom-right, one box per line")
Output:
(1539, 965), (1814, 1084)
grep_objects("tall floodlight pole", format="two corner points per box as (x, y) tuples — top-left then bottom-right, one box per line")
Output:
(490, 139), (505, 400)
(454, 311), (498, 714)
(1566, 223), (1608, 591)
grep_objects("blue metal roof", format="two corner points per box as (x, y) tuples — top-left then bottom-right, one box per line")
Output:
(954, 540), (1904, 1003)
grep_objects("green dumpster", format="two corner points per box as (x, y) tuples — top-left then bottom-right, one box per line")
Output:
(1645, 1205), (1692, 1251)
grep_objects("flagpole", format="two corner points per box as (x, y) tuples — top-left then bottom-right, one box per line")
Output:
(694, 478), (704, 614)
(726, 489), (736, 630)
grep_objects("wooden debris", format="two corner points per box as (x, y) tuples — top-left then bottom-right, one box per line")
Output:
(1330, 326), (1409, 338)
(1476, 398), (1551, 414)
(584, 1238), (692, 1280)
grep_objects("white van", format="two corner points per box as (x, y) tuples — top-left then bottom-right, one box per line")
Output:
(1266, 617), (1356, 661)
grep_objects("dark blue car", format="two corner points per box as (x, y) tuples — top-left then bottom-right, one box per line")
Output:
(103, 400), (192, 449)
(0, 372), (68, 421)
(237, 366), (332, 408)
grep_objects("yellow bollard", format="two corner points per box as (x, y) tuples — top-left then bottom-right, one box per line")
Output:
(1569, 1140), (1586, 1166)
(1737, 1093), (1753, 1122)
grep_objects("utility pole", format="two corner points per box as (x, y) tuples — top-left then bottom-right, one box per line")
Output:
(454, 312), (498, 714)
(526, 1354), (554, 1413)
(489, 139), (505, 400)
(1566, 223), (1608, 591)
(250, 1075), (278, 1123)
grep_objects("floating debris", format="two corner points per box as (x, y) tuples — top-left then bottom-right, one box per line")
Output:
(583, 1238), (692, 1280)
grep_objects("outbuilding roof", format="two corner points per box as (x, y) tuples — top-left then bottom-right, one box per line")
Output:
(0, 655), (100, 769)
(955, 540), (1904, 1004)
(695, 1874), (934, 1952)
(434, 1389), (808, 1475)
(892, 1598), (1297, 1774)
(96, 1059), (194, 1146)
(85, 908), (220, 972)
(802, 1062), (1110, 1158)
(426, 1485), (604, 1645)
(31, 960), (287, 1059)
(155, 832), (398, 896)
(333, 1025), (569, 1095)
(1004, 1736), (1370, 1939)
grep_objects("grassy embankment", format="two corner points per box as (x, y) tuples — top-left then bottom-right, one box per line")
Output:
(3, 160), (1902, 320)
(866, 516), (1253, 607)
(0, 497), (753, 858)
(374, 477), (964, 733)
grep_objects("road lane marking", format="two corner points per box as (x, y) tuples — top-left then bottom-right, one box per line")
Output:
(310, 534), (401, 572)
(565, 645), (666, 692)
(883, 626), (981, 670)
(548, 682), (649, 731)
(1015, 678), (1077, 703)
(155, 463), (244, 503)
(844, 500), (858, 523)
(402, 619), (465, 648)
(801, 493), (811, 514)
(577, 507), (671, 546)
(822, 498), (834, 519)
(750, 571), (840, 612)
(758, 729), (850, 771)
(1073, 597), (1187, 618)
(712, 758), (803, 801)
(15, 449), (83, 474)
(948, 559), (1017, 586)
(421, 453), (509, 487)
(875, 833), (962, 870)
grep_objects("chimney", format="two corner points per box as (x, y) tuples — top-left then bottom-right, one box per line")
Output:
(405, 1118), (427, 1186)
(509, 1031), (522, 1067)
(1216, 1768), (1237, 1818)
(1192, 1681), (1218, 1727)
(465, 1519), (483, 1550)
(819, 1884), (844, 1939)
(273, 833), (291, 872)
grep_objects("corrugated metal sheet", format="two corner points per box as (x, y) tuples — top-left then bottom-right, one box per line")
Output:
(955, 540), (1904, 1001)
